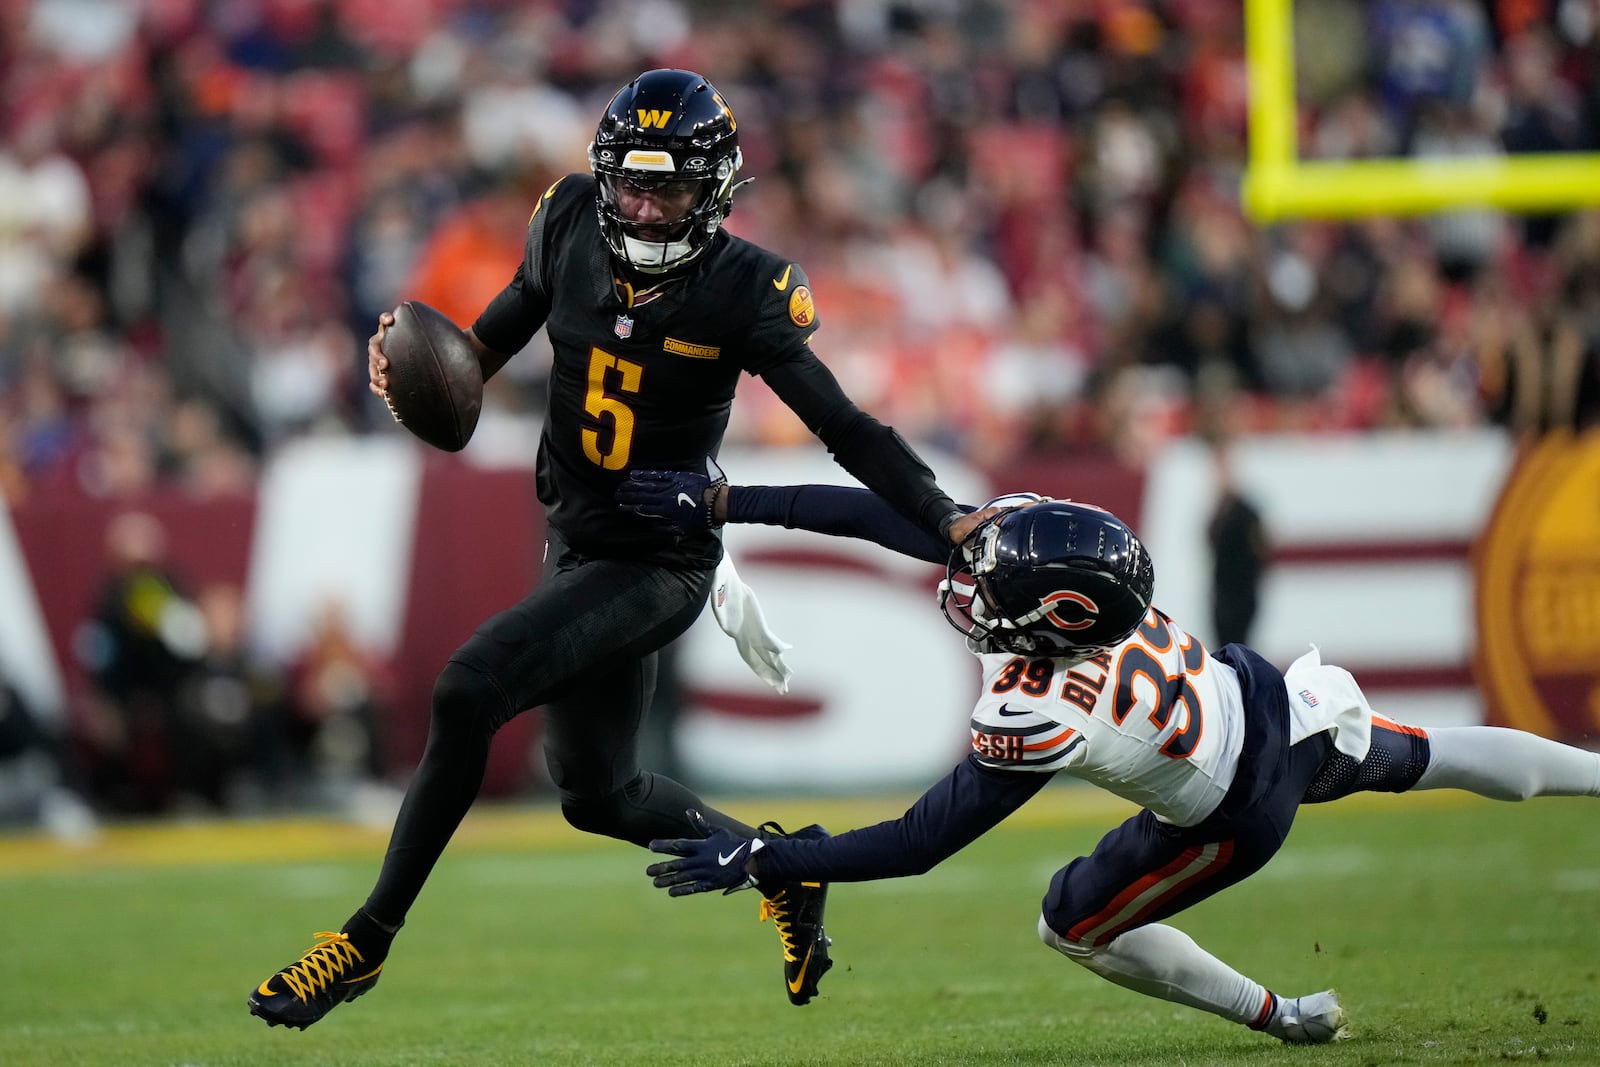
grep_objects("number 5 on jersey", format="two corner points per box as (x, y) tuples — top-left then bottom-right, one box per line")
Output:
(582, 348), (643, 470)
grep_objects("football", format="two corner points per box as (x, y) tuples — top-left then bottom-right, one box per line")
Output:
(380, 300), (483, 452)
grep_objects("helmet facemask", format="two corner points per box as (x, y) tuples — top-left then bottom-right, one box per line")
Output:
(589, 147), (742, 274)
(939, 519), (1041, 656)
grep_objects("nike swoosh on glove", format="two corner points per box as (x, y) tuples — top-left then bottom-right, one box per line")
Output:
(647, 810), (766, 896)
(614, 456), (727, 535)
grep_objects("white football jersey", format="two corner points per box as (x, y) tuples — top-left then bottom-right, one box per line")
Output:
(968, 607), (1245, 826)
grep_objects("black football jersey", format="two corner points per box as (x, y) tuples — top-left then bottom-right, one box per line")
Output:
(473, 174), (955, 567)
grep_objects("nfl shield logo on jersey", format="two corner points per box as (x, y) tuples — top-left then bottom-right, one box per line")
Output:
(614, 315), (634, 339)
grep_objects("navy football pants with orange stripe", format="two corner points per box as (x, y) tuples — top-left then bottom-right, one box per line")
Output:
(1042, 720), (1429, 947)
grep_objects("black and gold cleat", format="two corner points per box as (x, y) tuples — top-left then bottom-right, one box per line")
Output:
(248, 931), (385, 1030)
(757, 822), (834, 1005)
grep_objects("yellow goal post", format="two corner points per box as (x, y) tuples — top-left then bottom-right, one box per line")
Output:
(1242, 0), (1600, 221)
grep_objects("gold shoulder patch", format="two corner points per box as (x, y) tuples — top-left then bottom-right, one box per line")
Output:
(663, 337), (720, 360)
(789, 285), (815, 328)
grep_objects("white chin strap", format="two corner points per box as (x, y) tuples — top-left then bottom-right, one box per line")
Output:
(621, 233), (695, 273)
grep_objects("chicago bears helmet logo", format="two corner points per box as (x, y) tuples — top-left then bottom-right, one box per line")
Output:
(1040, 590), (1099, 631)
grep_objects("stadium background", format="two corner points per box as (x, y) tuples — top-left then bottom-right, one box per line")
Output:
(0, 0), (1597, 814)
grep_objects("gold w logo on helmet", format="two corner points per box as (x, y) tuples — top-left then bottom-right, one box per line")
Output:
(636, 109), (674, 129)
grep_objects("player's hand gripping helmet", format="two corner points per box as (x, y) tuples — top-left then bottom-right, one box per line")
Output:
(588, 68), (743, 275)
(940, 500), (1155, 660)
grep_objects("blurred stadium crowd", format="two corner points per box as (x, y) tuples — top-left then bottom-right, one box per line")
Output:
(2, 0), (1599, 505)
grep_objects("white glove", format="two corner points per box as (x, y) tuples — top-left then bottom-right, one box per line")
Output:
(710, 553), (793, 694)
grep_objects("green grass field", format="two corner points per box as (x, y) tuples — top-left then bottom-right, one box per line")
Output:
(2, 786), (1597, 1066)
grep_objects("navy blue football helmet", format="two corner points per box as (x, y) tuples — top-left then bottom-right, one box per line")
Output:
(940, 500), (1154, 659)
(588, 69), (743, 274)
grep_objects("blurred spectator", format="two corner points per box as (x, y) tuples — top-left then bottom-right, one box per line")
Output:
(404, 177), (539, 332)
(172, 582), (293, 811)
(157, 397), (258, 497)
(977, 285), (1093, 463)
(1205, 438), (1270, 647)
(1398, 288), (1484, 428)
(1552, 210), (1600, 428)
(72, 510), (207, 813)
(284, 600), (394, 807)
(1411, 100), (1504, 283)
(1501, 25), (1586, 156)
(344, 179), (438, 350)
(1250, 238), (1356, 403)
(0, 109), (93, 315)
(71, 514), (360, 815)
(1371, 0), (1492, 139)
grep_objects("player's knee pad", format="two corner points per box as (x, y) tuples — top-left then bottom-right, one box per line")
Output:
(1043, 908), (1120, 979)
(431, 660), (510, 738)
(1038, 914), (1099, 967)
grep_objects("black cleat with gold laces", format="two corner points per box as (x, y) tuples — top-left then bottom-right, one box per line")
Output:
(248, 930), (385, 1030)
(756, 822), (834, 1005)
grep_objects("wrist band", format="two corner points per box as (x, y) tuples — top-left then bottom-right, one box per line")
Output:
(706, 481), (728, 530)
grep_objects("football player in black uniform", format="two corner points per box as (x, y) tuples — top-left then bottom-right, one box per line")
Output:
(249, 68), (985, 1029)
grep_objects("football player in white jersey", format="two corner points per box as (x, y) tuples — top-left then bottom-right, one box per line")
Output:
(615, 471), (1600, 1044)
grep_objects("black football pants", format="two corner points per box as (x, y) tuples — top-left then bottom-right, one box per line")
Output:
(365, 534), (759, 926)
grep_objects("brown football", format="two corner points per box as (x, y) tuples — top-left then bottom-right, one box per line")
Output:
(380, 300), (483, 452)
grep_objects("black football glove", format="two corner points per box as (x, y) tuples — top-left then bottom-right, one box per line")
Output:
(615, 456), (727, 535)
(647, 809), (765, 897)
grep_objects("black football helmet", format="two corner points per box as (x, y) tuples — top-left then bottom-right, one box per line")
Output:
(588, 68), (743, 274)
(940, 500), (1154, 659)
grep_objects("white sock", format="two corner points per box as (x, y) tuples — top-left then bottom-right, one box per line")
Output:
(1040, 917), (1275, 1028)
(1415, 726), (1600, 800)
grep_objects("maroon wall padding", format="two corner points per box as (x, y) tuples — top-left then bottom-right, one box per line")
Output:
(11, 489), (258, 708)
(989, 453), (1147, 529)
(392, 458), (543, 795)
(9, 464), (543, 798)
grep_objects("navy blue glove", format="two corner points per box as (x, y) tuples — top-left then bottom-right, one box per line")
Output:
(647, 809), (766, 897)
(615, 456), (727, 535)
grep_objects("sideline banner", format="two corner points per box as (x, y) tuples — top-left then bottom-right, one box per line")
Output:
(1475, 431), (1600, 746)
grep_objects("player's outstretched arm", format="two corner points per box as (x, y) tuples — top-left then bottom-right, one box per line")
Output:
(619, 470), (975, 564)
(725, 484), (958, 563)
(648, 756), (1051, 893)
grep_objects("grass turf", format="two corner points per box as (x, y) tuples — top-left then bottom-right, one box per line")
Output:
(1, 786), (1596, 1066)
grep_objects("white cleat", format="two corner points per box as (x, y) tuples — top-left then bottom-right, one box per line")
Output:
(1266, 989), (1349, 1045)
